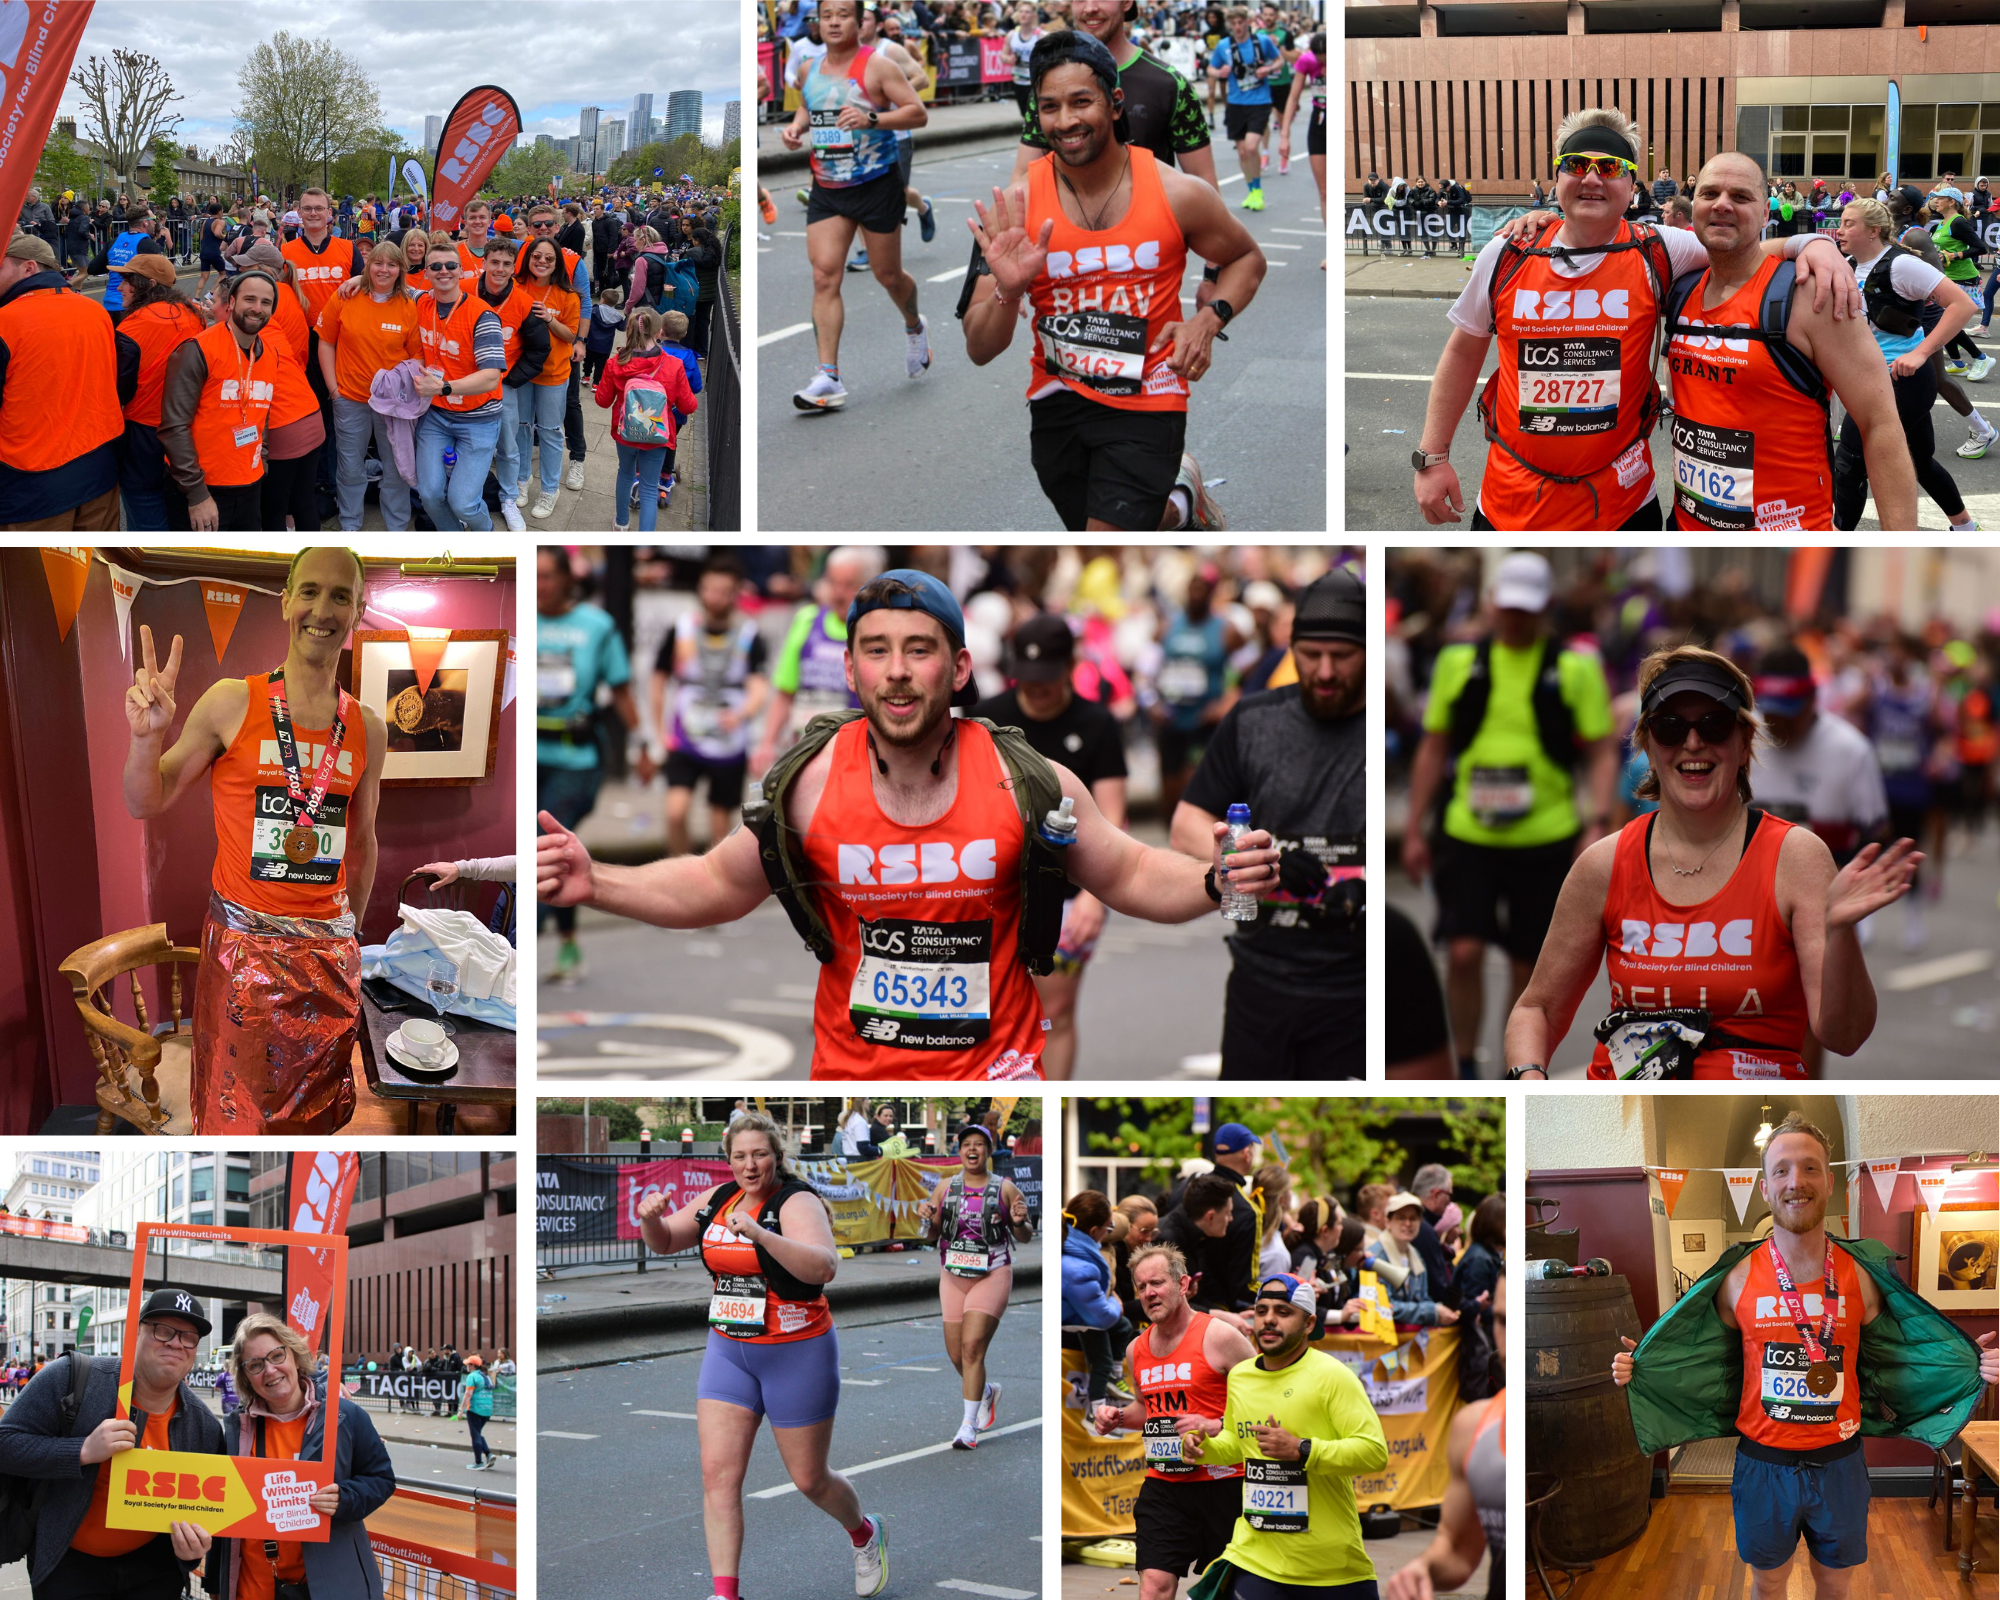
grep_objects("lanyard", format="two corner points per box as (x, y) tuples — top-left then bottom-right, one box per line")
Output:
(226, 334), (258, 429)
(268, 670), (349, 836)
(1766, 1236), (1838, 1365)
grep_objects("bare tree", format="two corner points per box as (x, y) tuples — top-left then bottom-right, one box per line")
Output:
(233, 32), (383, 196)
(69, 50), (184, 193)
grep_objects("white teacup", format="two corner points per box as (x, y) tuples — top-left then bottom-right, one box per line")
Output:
(400, 1018), (447, 1063)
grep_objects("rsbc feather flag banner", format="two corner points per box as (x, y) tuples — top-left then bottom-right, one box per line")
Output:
(282, 1151), (359, 1356)
(429, 84), (519, 230)
(0, 1), (95, 250)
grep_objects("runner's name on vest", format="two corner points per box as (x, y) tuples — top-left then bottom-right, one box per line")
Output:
(537, 652), (577, 705)
(944, 1244), (991, 1276)
(849, 917), (993, 1050)
(709, 1274), (768, 1335)
(1243, 1457), (1309, 1532)
(1516, 337), (1621, 435)
(808, 108), (855, 151)
(1760, 1339), (1844, 1423)
(1467, 765), (1534, 826)
(1671, 415), (1756, 528)
(1038, 307), (1148, 391)
(250, 787), (347, 884)
(1144, 1415), (1194, 1469)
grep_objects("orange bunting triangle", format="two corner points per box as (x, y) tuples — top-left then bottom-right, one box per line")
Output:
(1655, 1167), (1689, 1219)
(406, 628), (453, 696)
(39, 548), (91, 642)
(201, 581), (249, 663)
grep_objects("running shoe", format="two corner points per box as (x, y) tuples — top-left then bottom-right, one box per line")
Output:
(951, 1424), (979, 1450)
(514, 481), (531, 508)
(1958, 427), (1994, 459)
(977, 1381), (1000, 1431)
(760, 192), (779, 225)
(794, 371), (848, 411)
(847, 248), (870, 272)
(1970, 356), (1996, 381)
(1279, 155), (1290, 176)
(1947, 358), (1971, 376)
(796, 188), (810, 207)
(853, 1514), (888, 1597)
(1242, 189), (1266, 212)
(565, 460), (586, 490)
(919, 198), (936, 243)
(550, 940), (584, 985)
(905, 314), (931, 378)
(1174, 452), (1226, 531)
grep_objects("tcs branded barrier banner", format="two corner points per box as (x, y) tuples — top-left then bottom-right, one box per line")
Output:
(107, 1223), (344, 1542)
(537, 1158), (615, 1242)
(1059, 1324), (1463, 1536)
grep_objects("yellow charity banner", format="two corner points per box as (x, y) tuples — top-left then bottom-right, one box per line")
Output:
(1354, 1270), (1398, 1346)
(103, 1447), (331, 1541)
(1059, 1348), (1147, 1538)
(800, 1155), (960, 1249)
(1320, 1324), (1463, 1512)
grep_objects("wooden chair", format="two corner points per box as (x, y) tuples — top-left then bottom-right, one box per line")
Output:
(1931, 1385), (1999, 1552)
(58, 924), (199, 1135)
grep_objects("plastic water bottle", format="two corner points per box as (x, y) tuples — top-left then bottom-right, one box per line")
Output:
(1039, 795), (1077, 852)
(442, 443), (457, 471)
(1220, 802), (1258, 922)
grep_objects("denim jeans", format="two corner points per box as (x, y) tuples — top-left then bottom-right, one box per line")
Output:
(614, 443), (666, 531)
(1983, 259), (1999, 325)
(491, 383), (526, 500)
(467, 1411), (491, 1464)
(415, 406), (501, 530)
(331, 393), (412, 530)
(519, 381), (567, 496)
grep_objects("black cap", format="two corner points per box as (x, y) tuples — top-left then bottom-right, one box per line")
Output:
(138, 1287), (211, 1336)
(1007, 613), (1075, 683)
(1293, 568), (1364, 645)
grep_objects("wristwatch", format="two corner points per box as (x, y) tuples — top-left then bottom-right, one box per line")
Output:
(441, 378), (453, 398)
(1203, 867), (1222, 904)
(1411, 447), (1449, 470)
(1210, 298), (1235, 328)
(868, 110), (880, 127)
(1505, 1065), (1547, 1080)
(1297, 1438), (1313, 1467)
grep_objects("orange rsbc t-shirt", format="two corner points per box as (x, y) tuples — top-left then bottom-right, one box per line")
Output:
(521, 284), (580, 387)
(209, 672), (369, 920)
(71, 1402), (176, 1558)
(316, 291), (424, 404)
(237, 1412), (310, 1600)
(265, 286), (311, 371)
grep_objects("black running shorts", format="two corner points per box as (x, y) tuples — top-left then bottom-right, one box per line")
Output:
(662, 749), (749, 811)
(1431, 832), (1580, 963)
(1307, 98), (1326, 158)
(1133, 1474), (1243, 1578)
(1225, 103), (1273, 143)
(1029, 388), (1187, 531)
(806, 170), (906, 235)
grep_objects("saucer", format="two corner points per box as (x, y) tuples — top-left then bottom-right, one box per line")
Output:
(386, 1028), (460, 1077)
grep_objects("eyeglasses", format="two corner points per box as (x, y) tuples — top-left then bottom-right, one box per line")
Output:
(244, 1351), (292, 1377)
(146, 1324), (200, 1349)
(1647, 708), (1739, 748)
(425, 262), (458, 273)
(1555, 153), (1638, 180)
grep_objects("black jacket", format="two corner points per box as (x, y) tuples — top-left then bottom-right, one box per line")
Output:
(1165, 1166), (1258, 1313)
(1362, 178), (1389, 206)
(480, 278), (550, 386)
(1444, 182), (1470, 214)
(1410, 183), (1438, 215)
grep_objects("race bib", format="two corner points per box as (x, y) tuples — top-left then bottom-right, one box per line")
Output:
(1760, 1340), (1845, 1425)
(1671, 415), (1756, 530)
(1875, 737), (1922, 772)
(1243, 1458), (1309, 1532)
(249, 788), (347, 886)
(945, 1245), (991, 1276)
(1516, 337), (1621, 435)
(537, 652), (578, 705)
(1144, 1416), (1192, 1471)
(1038, 307), (1151, 396)
(1157, 657), (1213, 702)
(708, 1273), (768, 1337)
(1467, 765), (1533, 826)
(849, 918), (993, 1051)
(808, 108), (854, 151)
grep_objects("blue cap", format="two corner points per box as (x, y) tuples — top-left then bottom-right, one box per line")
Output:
(1212, 1122), (1258, 1154)
(1257, 1273), (1318, 1317)
(847, 569), (966, 650)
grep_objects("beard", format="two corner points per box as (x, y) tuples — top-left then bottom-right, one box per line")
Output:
(1300, 673), (1362, 722)
(862, 677), (952, 751)
(1772, 1190), (1828, 1233)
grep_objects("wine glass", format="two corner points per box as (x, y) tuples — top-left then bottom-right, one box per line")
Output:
(425, 957), (459, 1039)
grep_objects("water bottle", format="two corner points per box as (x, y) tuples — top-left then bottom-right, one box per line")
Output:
(442, 443), (457, 471)
(1039, 795), (1077, 852)
(1220, 802), (1258, 922)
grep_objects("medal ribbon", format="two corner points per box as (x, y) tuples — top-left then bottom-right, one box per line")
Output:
(1766, 1236), (1838, 1365)
(268, 670), (350, 837)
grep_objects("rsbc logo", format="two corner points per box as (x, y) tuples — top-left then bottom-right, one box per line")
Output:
(1619, 918), (1754, 957)
(126, 1468), (227, 1506)
(1510, 288), (1630, 322)
(837, 839), (998, 885)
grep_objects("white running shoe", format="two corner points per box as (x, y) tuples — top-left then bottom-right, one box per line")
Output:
(531, 492), (559, 520)
(565, 460), (587, 490)
(1970, 356), (1996, 382)
(853, 1514), (888, 1597)
(794, 371), (847, 411)
(1174, 452), (1226, 531)
(905, 314), (931, 378)
(500, 499), (526, 532)
(514, 482), (531, 508)
(977, 1381), (1000, 1431)
(951, 1423), (979, 1450)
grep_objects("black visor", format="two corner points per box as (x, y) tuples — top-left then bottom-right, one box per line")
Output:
(1559, 125), (1637, 164)
(1641, 660), (1749, 717)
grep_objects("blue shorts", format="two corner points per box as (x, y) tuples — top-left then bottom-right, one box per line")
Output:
(1732, 1445), (1870, 1571)
(697, 1326), (841, 1429)
(1233, 1574), (1378, 1600)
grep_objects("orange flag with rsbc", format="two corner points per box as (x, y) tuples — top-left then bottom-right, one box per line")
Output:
(202, 581), (249, 662)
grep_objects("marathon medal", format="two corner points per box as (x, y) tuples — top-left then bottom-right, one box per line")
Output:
(1767, 1237), (1841, 1406)
(268, 670), (350, 872)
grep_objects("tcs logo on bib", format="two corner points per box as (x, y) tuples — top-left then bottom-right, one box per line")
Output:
(1620, 918), (1753, 957)
(837, 839), (998, 885)
(1511, 288), (1630, 322)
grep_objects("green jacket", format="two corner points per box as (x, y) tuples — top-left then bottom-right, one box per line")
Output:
(1627, 1235), (1985, 1457)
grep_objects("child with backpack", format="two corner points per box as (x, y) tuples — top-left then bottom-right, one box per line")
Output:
(584, 285), (626, 387)
(593, 307), (698, 533)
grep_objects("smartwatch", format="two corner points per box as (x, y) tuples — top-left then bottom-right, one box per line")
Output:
(441, 378), (453, 398)
(1210, 299), (1235, 329)
(868, 110), (880, 127)
(1505, 1065), (1547, 1081)
(1411, 448), (1449, 470)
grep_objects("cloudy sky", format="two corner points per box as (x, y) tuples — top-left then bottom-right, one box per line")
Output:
(56, 0), (744, 155)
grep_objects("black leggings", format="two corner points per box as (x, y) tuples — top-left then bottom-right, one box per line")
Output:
(1933, 349), (1975, 417)
(1833, 357), (1965, 527)
(260, 450), (322, 531)
(1946, 326), (1984, 363)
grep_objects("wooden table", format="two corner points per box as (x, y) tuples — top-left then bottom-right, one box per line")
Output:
(357, 986), (515, 1135)
(1961, 1420), (1997, 1578)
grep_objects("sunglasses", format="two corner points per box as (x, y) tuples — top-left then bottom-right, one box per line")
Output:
(1647, 708), (1739, 748)
(425, 261), (459, 272)
(1555, 153), (1637, 180)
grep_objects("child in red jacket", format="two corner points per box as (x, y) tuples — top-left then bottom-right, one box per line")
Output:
(593, 307), (697, 533)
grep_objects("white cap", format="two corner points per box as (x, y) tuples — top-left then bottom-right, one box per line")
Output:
(1492, 551), (1553, 613)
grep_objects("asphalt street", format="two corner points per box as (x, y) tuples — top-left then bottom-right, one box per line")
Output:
(1345, 290), (2000, 532)
(1387, 814), (2000, 1077)
(537, 817), (1236, 1081)
(537, 1301), (1043, 1600)
(758, 134), (1327, 531)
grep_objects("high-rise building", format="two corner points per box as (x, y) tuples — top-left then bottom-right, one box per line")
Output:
(667, 91), (703, 143)
(424, 114), (443, 153)
(566, 136), (583, 171)
(630, 94), (655, 151)
(723, 100), (741, 147)
(579, 105), (600, 147)
(603, 119), (626, 163)
(535, 132), (558, 152)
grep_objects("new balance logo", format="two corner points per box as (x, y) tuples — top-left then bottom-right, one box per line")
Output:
(1619, 919), (1753, 958)
(859, 1016), (902, 1040)
(1511, 288), (1631, 321)
(837, 839), (998, 885)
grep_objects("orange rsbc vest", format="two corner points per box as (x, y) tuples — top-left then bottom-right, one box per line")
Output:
(266, 342), (320, 431)
(210, 672), (369, 919)
(185, 321), (278, 488)
(119, 300), (206, 427)
(265, 283), (312, 370)
(1480, 220), (1668, 528)
(1025, 150), (1189, 413)
(0, 285), (122, 471)
(457, 240), (490, 276)
(800, 718), (1048, 1080)
(1734, 1240), (1865, 1451)
(1664, 256), (1832, 532)
(1133, 1312), (1243, 1482)
(478, 282), (536, 368)
(1587, 810), (1809, 1079)
(280, 233), (358, 329)
(416, 291), (494, 410)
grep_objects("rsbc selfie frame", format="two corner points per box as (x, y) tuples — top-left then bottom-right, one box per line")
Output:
(106, 1222), (345, 1541)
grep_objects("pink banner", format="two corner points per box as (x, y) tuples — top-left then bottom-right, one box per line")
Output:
(980, 35), (1011, 83)
(615, 1157), (734, 1240)
(0, 1214), (86, 1243)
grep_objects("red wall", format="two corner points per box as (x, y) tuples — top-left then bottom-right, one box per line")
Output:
(1527, 1166), (1662, 1327)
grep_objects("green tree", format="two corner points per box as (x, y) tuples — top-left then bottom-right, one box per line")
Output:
(482, 142), (567, 200)
(33, 125), (94, 204)
(233, 31), (383, 197)
(539, 1099), (646, 1142)
(330, 128), (413, 204)
(145, 136), (181, 201)
(607, 135), (739, 192)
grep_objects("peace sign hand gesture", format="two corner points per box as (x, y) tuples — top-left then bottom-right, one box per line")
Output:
(128, 626), (184, 740)
(1826, 838), (1923, 930)
(969, 185), (1053, 303)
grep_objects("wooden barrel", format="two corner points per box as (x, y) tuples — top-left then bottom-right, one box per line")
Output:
(1525, 1274), (1653, 1564)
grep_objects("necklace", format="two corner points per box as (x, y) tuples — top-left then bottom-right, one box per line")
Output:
(1058, 151), (1130, 232)
(1660, 805), (1742, 877)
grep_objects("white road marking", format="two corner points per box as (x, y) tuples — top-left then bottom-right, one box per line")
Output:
(539, 1431), (599, 1440)
(631, 1409), (698, 1419)
(1348, 371), (1437, 382)
(841, 1378), (889, 1386)
(749, 1418), (1043, 1498)
(1262, 241), (1303, 249)
(757, 322), (814, 347)
(1886, 949), (1994, 991)
(888, 1365), (942, 1372)
(1271, 227), (1324, 236)
(929, 265), (968, 283)
(937, 1583), (1036, 1599)
(727, 998), (815, 1018)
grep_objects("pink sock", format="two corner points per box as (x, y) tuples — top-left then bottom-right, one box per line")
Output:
(847, 1518), (874, 1548)
(713, 1578), (740, 1600)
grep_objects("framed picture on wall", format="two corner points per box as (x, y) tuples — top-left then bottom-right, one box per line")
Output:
(1682, 1233), (1705, 1253)
(351, 630), (507, 786)
(1916, 1208), (1998, 1311)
